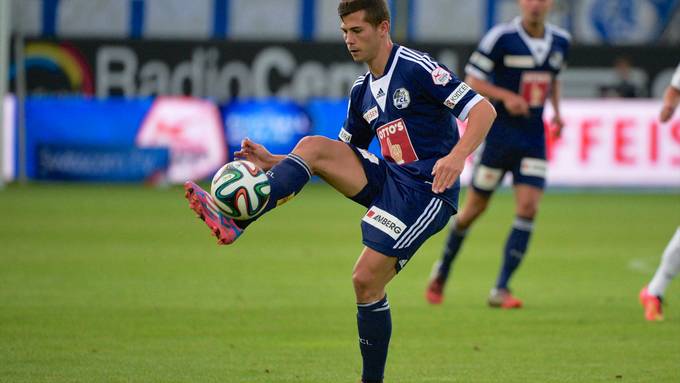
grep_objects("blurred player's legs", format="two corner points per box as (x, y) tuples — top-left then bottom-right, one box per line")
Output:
(489, 184), (542, 307)
(426, 189), (490, 304)
(640, 228), (680, 321)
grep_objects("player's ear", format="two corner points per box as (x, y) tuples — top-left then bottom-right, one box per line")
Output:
(378, 20), (390, 36)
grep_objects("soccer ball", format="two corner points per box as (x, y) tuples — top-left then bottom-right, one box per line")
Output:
(210, 160), (271, 220)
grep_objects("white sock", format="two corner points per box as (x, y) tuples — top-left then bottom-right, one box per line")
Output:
(648, 228), (680, 297)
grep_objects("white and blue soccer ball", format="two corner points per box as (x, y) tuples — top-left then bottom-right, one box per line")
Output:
(210, 160), (271, 220)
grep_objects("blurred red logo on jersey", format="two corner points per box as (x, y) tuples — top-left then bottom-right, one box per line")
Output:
(520, 71), (551, 108)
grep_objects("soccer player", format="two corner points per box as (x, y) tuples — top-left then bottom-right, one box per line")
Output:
(425, 0), (570, 308)
(639, 228), (680, 321)
(638, 63), (680, 321)
(658, 62), (680, 123)
(184, 1), (496, 381)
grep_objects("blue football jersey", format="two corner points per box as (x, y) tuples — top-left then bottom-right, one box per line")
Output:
(339, 44), (484, 207)
(465, 17), (570, 138)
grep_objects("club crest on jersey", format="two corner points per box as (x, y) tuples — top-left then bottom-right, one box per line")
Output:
(431, 67), (451, 86)
(363, 106), (379, 123)
(549, 52), (563, 69)
(362, 206), (407, 240)
(392, 88), (410, 109)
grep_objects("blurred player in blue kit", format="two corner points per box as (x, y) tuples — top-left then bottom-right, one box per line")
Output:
(184, 0), (496, 381)
(426, 0), (570, 308)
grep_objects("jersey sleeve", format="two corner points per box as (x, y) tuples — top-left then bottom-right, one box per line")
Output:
(412, 63), (485, 121)
(465, 25), (505, 81)
(671, 63), (680, 91)
(553, 32), (571, 76)
(338, 80), (373, 150)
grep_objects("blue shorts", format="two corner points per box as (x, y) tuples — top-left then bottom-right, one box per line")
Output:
(347, 145), (454, 272)
(471, 138), (547, 195)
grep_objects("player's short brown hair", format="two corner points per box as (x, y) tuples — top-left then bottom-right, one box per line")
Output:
(337, 0), (390, 26)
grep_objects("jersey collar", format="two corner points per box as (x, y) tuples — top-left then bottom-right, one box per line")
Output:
(513, 17), (552, 66)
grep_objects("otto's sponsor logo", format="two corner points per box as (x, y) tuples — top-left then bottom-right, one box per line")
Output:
(376, 119), (418, 165)
(392, 88), (410, 109)
(339, 128), (352, 143)
(376, 119), (405, 140)
(444, 83), (471, 109)
(431, 67), (451, 86)
(363, 106), (379, 123)
(362, 206), (407, 240)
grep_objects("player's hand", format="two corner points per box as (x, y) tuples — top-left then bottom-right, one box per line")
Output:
(504, 94), (530, 117)
(431, 153), (465, 194)
(660, 104), (676, 123)
(551, 114), (565, 139)
(233, 138), (276, 170)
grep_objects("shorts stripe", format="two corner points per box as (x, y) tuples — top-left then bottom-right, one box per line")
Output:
(400, 200), (443, 248)
(393, 198), (439, 249)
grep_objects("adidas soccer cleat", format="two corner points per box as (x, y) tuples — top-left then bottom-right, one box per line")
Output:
(639, 286), (664, 321)
(184, 181), (243, 245)
(425, 261), (448, 304)
(488, 288), (523, 309)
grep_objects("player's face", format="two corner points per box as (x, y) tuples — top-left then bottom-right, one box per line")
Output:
(518, 0), (552, 24)
(340, 10), (383, 63)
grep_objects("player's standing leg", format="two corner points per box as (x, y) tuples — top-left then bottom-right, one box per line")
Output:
(640, 228), (680, 321)
(488, 184), (542, 308)
(353, 248), (397, 383)
(426, 189), (490, 304)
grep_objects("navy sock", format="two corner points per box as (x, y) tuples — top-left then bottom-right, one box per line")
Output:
(436, 221), (468, 281)
(357, 295), (391, 382)
(235, 154), (311, 229)
(496, 216), (533, 289)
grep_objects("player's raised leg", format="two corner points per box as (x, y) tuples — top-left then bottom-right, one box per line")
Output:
(426, 189), (490, 304)
(489, 184), (542, 308)
(353, 247), (397, 383)
(186, 136), (368, 245)
(640, 227), (680, 321)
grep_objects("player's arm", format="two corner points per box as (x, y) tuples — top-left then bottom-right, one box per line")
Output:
(432, 99), (496, 193)
(549, 77), (565, 138)
(465, 28), (529, 117)
(465, 74), (528, 117)
(660, 64), (680, 123)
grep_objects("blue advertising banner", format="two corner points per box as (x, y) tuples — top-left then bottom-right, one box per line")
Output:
(37, 144), (169, 182)
(25, 97), (153, 178)
(222, 100), (311, 160)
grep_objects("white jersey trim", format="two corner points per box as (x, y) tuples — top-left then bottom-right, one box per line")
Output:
(671, 63), (680, 91)
(458, 93), (485, 121)
(465, 64), (489, 81)
(479, 22), (515, 54)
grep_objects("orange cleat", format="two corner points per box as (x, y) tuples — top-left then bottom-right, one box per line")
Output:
(488, 288), (523, 309)
(425, 276), (446, 305)
(639, 286), (664, 321)
(184, 181), (243, 245)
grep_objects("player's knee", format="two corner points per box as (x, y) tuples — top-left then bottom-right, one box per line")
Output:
(294, 135), (333, 163)
(516, 200), (538, 218)
(352, 270), (382, 301)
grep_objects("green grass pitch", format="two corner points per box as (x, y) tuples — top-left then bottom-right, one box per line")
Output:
(1, 183), (679, 382)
